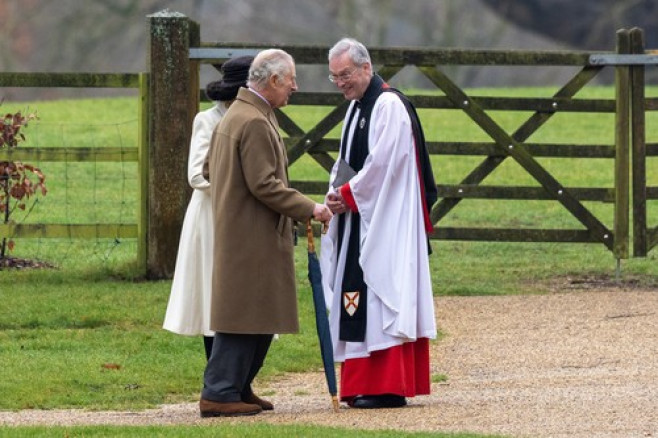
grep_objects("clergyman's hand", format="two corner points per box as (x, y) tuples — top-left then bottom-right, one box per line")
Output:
(326, 192), (348, 214)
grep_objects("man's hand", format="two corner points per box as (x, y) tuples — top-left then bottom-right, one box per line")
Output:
(313, 203), (333, 223)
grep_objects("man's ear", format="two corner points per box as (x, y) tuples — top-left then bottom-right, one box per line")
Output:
(269, 74), (280, 87)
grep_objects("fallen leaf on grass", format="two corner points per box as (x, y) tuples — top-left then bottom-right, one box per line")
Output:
(101, 363), (121, 370)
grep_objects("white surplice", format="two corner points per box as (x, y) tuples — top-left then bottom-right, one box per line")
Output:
(320, 92), (437, 361)
(163, 103), (228, 336)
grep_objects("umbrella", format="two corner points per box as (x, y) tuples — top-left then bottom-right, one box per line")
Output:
(306, 219), (339, 412)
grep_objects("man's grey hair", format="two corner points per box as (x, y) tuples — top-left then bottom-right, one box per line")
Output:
(247, 49), (294, 90)
(328, 38), (371, 66)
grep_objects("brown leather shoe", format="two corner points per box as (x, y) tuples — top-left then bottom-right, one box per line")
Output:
(243, 393), (274, 411)
(199, 398), (262, 417)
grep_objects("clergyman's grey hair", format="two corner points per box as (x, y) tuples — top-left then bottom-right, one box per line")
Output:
(328, 38), (371, 66)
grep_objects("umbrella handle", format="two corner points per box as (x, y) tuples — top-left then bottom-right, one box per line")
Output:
(306, 219), (315, 253)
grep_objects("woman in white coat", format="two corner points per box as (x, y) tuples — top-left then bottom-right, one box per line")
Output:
(163, 56), (254, 360)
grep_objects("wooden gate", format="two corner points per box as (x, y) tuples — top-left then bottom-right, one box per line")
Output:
(175, 23), (658, 263)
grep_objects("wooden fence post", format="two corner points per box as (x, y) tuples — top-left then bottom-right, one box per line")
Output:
(630, 27), (647, 257)
(146, 11), (196, 279)
(613, 29), (631, 261)
(137, 72), (149, 276)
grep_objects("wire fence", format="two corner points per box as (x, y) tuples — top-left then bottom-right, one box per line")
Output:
(3, 119), (140, 272)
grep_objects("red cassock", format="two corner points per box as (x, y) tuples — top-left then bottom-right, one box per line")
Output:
(340, 338), (430, 400)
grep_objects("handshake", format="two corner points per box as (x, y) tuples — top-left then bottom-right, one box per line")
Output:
(312, 203), (333, 232)
(312, 189), (350, 233)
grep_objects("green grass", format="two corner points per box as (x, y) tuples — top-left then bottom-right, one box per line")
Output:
(0, 256), (327, 410)
(1, 87), (658, 437)
(0, 425), (503, 438)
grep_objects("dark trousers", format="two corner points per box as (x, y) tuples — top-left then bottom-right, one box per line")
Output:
(201, 332), (273, 403)
(203, 336), (214, 361)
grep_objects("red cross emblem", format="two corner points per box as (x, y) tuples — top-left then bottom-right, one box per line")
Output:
(343, 291), (360, 316)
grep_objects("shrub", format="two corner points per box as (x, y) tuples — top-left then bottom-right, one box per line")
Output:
(0, 108), (47, 257)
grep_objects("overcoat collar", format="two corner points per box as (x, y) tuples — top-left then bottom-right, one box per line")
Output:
(236, 87), (280, 130)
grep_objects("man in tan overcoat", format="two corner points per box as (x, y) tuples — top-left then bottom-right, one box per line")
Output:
(199, 49), (332, 417)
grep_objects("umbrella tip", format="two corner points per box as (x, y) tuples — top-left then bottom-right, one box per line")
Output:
(332, 396), (340, 413)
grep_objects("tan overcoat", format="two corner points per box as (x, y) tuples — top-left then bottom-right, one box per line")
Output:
(207, 88), (315, 334)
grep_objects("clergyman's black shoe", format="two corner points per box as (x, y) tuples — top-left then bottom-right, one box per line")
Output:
(351, 394), (407, 409)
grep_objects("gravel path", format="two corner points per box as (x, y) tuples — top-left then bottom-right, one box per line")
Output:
(3, 286), (658, 437)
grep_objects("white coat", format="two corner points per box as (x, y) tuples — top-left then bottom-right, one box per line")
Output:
(163, 103), (228, 336)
